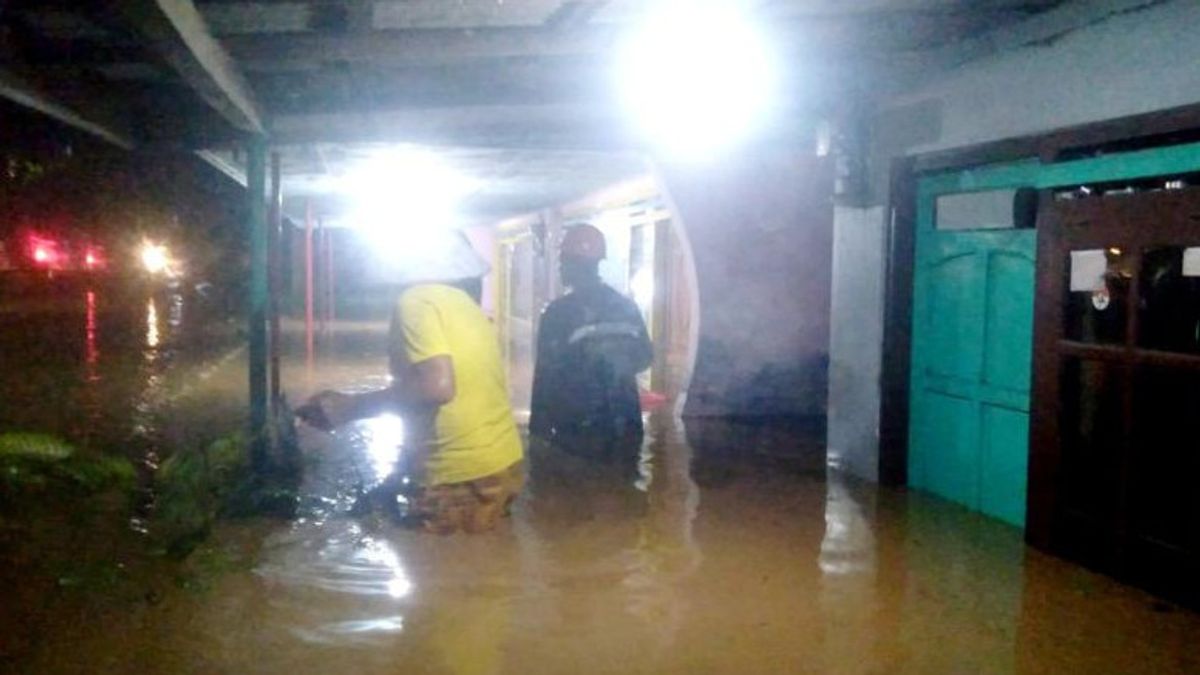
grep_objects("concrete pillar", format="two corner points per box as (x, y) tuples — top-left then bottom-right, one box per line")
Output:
(268, 151), (283, 406)
(246, 136), (269, 466)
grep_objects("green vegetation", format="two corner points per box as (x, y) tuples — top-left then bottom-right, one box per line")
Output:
(0, 406), (304, 605)
(152, 403), (303, 557)
(0, 432), (136, 498)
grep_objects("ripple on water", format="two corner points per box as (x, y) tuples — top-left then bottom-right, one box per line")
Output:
(253, 520), (415, 647)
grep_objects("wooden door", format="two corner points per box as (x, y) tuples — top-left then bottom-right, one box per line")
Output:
(1030, 186), (1200, 608)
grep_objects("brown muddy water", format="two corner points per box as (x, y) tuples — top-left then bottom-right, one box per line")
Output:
(2, 311), (1199, 674)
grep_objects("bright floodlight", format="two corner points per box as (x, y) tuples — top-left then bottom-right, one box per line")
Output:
(617, 1), (777, 160)
(341, 148), (476, 251)
(140, 241), (170, 275)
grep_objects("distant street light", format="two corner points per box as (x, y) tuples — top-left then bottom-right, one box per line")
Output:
(140, 241), (172, 276)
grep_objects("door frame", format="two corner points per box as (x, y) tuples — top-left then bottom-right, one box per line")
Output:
(881, 101), (1200, 535)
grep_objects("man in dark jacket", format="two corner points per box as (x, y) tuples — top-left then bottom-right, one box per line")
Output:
(529, 224), (653, 465)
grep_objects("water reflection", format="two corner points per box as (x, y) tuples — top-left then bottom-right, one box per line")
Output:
(818, 472), (874, 577)
(617, 417), (702, 653)
(146, 297), (160, 349)
(80, 290), (103, 444)
(816, 471), (881, 672)
(291, 616), (406, 646)
(256, 524), (413, 600)
(359, 536), (413, 599)
(84, 290), (99, 377)
(354, 414), (405, 482)
(254, 521), (414, 648)
(134, 295), (172, 500)
(167, 292), (183, 330)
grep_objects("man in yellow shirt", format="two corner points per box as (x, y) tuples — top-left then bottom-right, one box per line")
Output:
(299, 231), (523, 534)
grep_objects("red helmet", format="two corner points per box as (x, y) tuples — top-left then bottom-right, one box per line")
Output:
(561, 224), (606, 260)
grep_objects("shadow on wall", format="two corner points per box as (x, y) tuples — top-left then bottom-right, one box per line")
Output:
(688, 337), (829, 420)
(656, 147), (834, 424)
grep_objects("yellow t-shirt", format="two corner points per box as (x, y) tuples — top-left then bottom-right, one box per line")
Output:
(390, 283), (522, 486)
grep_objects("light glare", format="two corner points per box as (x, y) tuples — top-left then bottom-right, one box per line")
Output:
(140, 241), (171, 275)
(342, 149), (476, 249)
(617, 1), (777, 160)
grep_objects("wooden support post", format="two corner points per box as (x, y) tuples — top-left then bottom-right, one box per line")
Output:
(268, 151), (283, 405)
(325, 226), (335, 330)
(651, 218), (672, 395)
(316, 220), (327, 337)
(304, 200), (315, 366)
(246, 136), (269, 468)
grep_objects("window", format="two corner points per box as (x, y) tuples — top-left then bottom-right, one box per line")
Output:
(935, 189), (1021, 231)
(1138, 246), (1200, 354)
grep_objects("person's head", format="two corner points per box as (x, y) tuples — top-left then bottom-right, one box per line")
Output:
(559, 224), (606, 289)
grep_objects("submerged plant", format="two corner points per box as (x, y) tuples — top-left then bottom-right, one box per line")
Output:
(153, 402), (303, 557)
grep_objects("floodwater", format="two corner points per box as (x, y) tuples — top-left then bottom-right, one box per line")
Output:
(2, 308), (1200, 674)
(0, 278), (246, 455)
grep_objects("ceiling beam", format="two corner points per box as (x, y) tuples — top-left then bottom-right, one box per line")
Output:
(267, 103), (639, 150)
(116, 0), (265, 133)
(267, 101), (818, 151)
(0, 66), (135, 149)
(221, 12), (1016, 75)
(224, 26), (615, 72)
(195, 148), (247, 185)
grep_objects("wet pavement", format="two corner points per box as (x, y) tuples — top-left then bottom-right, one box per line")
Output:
(3, 314), (1200, 674)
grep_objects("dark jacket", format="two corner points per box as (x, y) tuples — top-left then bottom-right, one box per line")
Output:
(529, 281), (653, 444)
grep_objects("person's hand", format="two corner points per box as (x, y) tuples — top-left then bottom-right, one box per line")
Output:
(296, 390), (353, 431)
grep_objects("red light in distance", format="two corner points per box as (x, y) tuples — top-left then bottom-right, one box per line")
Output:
(84, 246), (108, 270)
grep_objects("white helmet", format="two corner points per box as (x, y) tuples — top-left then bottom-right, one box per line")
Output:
(392, 229), (490, 286)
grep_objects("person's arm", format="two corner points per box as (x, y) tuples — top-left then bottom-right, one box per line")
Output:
(305, 355), (454, 429)
(300, 293), (455, 430)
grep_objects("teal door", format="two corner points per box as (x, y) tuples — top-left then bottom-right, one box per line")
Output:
(909, 174), (1037, 527)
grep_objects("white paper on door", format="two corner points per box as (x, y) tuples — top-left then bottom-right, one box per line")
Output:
(1183, 247), (1200, 277)
(1070, 249), (1108, 292)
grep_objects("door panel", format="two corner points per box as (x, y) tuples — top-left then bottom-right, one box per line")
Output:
(926, 252), (982, 382)
(921, 392), (979, 508)
(983, 251), (1035, 395)
(981, 405), (1030, 527)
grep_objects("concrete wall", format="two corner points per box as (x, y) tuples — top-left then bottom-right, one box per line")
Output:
(658, 149), (833, 419)
(895, 0), (1200, 156)
(827, 0), (1200, 480)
